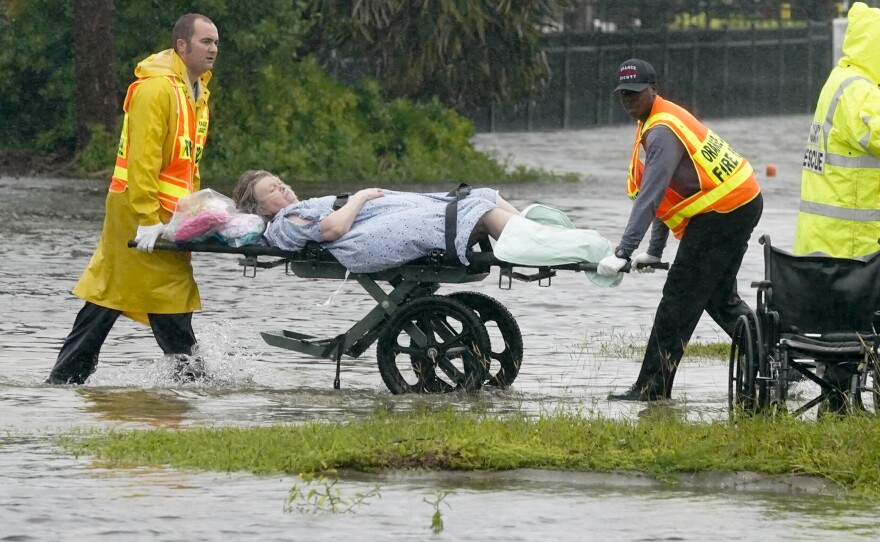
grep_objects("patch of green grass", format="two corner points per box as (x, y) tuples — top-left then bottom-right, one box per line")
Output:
(586, 328), (730, 361)
(683, 341), (730, 360)
(61, 406), (880, 499)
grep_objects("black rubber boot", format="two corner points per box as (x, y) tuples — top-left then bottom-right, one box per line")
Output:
(817, 363), (855, 417)
(148, 312), (203, 382)
(47, 302), (121, 385)
(607, 381), (667, 401)
(171, 353), (206, 383)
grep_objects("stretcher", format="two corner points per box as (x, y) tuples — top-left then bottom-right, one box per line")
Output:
(137, 239), (666, 394)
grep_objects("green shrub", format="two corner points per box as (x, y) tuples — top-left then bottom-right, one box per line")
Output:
(0, 0), (75, 151)
(76, 123), (118, 177)
(201, 55), (533, 187)
(1, 0), (561, 185)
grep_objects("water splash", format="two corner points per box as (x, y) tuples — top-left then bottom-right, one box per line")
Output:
(85, 320), (266, 388)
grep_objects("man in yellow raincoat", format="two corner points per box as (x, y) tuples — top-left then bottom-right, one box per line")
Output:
(47, 14), (219, 384)
(793, 2), (880, 412)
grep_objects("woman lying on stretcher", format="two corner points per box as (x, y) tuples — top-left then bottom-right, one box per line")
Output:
(232, 169), (619, 285)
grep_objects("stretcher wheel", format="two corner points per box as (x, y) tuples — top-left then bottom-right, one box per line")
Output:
(728, 312), (765, 416)
(448, 292), (523, 388)
(376, 295), (491, 394)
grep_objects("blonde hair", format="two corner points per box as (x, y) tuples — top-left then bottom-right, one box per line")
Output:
(232, 169), (274, 219)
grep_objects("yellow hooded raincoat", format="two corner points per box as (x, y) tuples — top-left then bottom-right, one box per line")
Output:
(73, 50), (211, 321)
(794, 2), (880, 257)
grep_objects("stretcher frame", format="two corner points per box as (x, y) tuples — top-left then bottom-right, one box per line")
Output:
(140, 239), (658, 394)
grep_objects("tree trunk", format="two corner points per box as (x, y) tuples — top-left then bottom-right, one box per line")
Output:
(72, 0), (117, 151)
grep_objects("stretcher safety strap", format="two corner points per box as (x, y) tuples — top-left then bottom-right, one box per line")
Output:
(316, 269), (351, 306)
(332, 193), (350, 210)
(445, 183), (471, 263)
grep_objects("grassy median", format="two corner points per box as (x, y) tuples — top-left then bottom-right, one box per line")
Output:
(61, 405), (880, 499)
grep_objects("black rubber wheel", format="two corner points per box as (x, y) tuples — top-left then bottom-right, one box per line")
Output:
(448, 291), (523, 388)
(729, 312), (764, 417)
(854, 356), (880, 414)
(376, 296), (491, 394)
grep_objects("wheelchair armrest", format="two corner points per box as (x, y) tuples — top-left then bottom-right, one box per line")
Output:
(751, 280), (771, 289)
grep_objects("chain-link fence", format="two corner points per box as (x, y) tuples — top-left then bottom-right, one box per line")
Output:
(468, 9), (834, 131)
(558, 0), (868, 32)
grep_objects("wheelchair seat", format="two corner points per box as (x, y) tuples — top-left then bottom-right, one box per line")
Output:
(729, 234), (880, 417)
(779, 333), (878, 358)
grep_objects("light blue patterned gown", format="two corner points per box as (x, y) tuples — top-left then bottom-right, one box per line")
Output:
(263, 188), (499, 272)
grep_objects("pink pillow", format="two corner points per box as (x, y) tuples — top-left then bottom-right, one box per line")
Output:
(174, 209), (229, 242)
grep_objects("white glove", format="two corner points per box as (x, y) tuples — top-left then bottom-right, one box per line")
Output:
(597, 255), (628, 276)
(135, 223), (166, 253)
(632, 252), (662, 273)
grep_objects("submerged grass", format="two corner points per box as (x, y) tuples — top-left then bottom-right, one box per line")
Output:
(683, 341), (731, 360)
(593, 336), (730, 361)
(581, 326), (730, 361)
(61, 406), (880, 499)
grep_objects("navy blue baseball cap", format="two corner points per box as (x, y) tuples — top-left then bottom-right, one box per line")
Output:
(614, 58), (657, 92)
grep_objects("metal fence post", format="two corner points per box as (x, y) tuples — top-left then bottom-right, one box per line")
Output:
(750, 22), (757, 117)
(778, 21), (785, 114)
(489, 102), (496, 133)
(691, 31), (700, 114)
(806, 21), (815, 112)
(722, 25), (730, 117)
(563, 40), (571, 129)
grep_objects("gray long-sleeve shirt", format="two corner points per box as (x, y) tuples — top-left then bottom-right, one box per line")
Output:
(617, 125), (701, 258)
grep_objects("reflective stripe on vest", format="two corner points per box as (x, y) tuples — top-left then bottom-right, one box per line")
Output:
(626, 97), (759, 238)
(821, 76), (880, 169)
(799, 201), (880, 221)
(109, 75), (208, 212)
(799, 75), (880, 221)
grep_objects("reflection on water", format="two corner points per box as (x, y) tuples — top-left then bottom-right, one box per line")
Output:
(77, 388), (193, 427)
(3, 115), (879, 540)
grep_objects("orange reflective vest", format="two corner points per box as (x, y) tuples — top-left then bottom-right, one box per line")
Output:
(109, 75), (209, 212)
(626, 96), (760, 238)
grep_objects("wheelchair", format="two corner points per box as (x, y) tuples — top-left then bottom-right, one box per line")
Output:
(728, 235), (880, 417)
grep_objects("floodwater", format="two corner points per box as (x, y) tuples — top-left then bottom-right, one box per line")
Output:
(2, 114), (878, 541)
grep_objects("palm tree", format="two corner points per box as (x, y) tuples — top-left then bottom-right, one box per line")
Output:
(73, 0), (117, 151)
(301, 0), (562, 111)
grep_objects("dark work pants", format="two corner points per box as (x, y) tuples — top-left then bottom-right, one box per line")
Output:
(46, 301), (197, 384)
(634, 194), (763, 396)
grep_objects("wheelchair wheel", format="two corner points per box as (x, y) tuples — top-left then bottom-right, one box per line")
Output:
(376, 296), (491, 394)
(872, 362), (880, 413)
(855, 356), (880, 414)
(728, 312), (765, 416)
(448, 292), (523, 388)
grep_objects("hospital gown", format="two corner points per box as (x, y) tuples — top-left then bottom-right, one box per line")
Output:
(263, 188), (499, 273)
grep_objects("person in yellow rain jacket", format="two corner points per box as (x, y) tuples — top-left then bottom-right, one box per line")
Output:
(795, 1), (880, 258)
(794, 2), (880, 412)
(47, 14), (219, 384)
